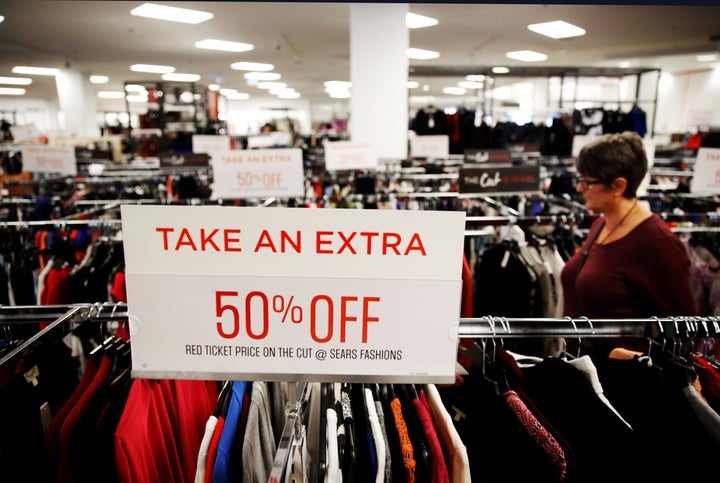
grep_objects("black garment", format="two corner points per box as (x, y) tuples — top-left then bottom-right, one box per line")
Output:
(437, 373), (565, 482)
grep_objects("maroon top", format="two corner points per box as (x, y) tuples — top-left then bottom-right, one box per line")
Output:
(561, 214), (700, 319)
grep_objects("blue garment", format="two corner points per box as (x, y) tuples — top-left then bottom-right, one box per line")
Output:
(212, 380), (247, 483)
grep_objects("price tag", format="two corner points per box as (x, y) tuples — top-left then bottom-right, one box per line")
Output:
(21, 145), (77, 175)
(459, 165), (541, 195)
(691, 148), (720, 194)
(410, 134), (449, 158)
(121, 206), (466, 383)
(210, 148), (304, 199)
(324, 141), (378, 171)
(192, 135), (231, 156)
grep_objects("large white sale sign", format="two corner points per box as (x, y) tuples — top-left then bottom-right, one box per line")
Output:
(691, 148), (720, 194)
(210, 148), (305, 199)
(324, 141), (378, 171)
(121, 206), (466, 383)
(21, 144), (77, 175)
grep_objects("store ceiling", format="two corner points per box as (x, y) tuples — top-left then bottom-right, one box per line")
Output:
(0, 1), (719, 109)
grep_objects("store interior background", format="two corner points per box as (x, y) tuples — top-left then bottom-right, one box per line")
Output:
(0, 1), (719, 152)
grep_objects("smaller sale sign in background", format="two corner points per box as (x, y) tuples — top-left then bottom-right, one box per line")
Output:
(121, 205), (466, 383)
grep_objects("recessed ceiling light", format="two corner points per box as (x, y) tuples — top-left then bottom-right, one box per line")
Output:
(466, 75), (486, 81)
(257, 82), (287, 90)
(618, 61), (632, 68)
(459, 81), (483, 89)
(126, 94), (149, 103)
(125, 84), (147, 93)
(0, 16), (5, 24)
(0, 76), (32, 86)
(195, 39), (254, 53)
(12, 66), (59, 76)
(527, 20), (586, 39)
(89, 75), (109, 84)
(130, 64), (175, 74)
(324, 81), (352, 89)
(97, 91), (125, 99)
(270, 87), (296, 95)
(443, 87), (466, 95)
(407, 81), (419, 89)
(231, 62), (274, 72)
(492, 67), (510, 74)
(243, 72), (281, 81)
(130, 3), (213, 24)
(406, 12), (438, 29)
(329, 91), (351, 99)
(407, 48), (440, 60)
(162, 73), (201, 82)
(697, 54), (718, 62)
(208, 84), (220, 91)
(0, 87), (26, 96)
(506, 50), (548, 62)
(277, 91), (301, 99)
(225, 92), (250, 100)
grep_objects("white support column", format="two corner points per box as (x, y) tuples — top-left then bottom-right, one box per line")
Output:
(55, 69), (100, 138)
(350, 3), (408, 160)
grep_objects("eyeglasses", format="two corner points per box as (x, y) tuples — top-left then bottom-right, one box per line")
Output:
(575, 176), (606, 188)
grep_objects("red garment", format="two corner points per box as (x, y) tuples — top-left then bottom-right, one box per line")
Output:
(693, 355), (720, 415)
(114, 379), (217, 483)
(204, 416), (226, 483)
(41, 358), (99, 477)
(458, 254), (476, 369)
(56, 355), (113, 483)
(42, 264), (73, 305)
(412, 398), (450, 483)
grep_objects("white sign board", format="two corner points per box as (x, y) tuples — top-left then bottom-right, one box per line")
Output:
(247, 132), (293, 149)
(210, 148), (305, 199)
(9, 124), (41, 143)
(21, 144), (77, 175)
(410, 134), (449, 158)
(121, 206), (466, 383)
(324, 141), (378, 171)
(691, 148), (720, 194)
(192, 135), (231, 155)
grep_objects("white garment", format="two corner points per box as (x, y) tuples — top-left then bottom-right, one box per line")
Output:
(325, 408), (342, 483)
(424, 384), (471, 483)
(194, 415), (218, 483)
(364, 388), (385, 483)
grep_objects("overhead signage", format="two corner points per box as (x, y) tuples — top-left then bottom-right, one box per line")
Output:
(410, 134), (449, 158)
(9, 124), (41, 143)
(121, 205), (466, 383)
(459, 164), (541, 195)
(324, 141), (378, 171)
(192, 134), (231, 156)
(691, 148), (720, 194)
(463, 149), (511, 163)
(159, 152), (210, 167)
(21, 144), (77, 175)
(210, 148), (305, 199)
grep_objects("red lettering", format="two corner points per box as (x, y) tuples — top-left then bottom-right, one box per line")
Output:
(382, 232), (402, 255)
(404, 233), (426, 256)
(316, 231), (333, 254)
(254, 230), (277, 252)
(156, 227), (174, 250)
(224, 229), (242, 252)
(340, 296), (358, 342)
(280, 230), (301, 253)
(360, 232), (379, 254)
(362, 297), (381, 343)
(200, 229), (220, 251)
(337, 232), (357, 254)
(176, 228), (197, 251)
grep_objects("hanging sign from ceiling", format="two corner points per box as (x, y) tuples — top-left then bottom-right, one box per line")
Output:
(459, 164), (541, 195)
(691, 147), (720, 194)
(324, 140), (378, 171)
(210, 148), (305, 199)
(21, 144), (77, 176)
(121, 205), (465, 383)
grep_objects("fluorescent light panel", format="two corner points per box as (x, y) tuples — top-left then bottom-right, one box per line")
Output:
(12, 66), (59, 76)
(527, 20), (586, 39)
(406, 12), (438, 29)
(459, 81), (483, 89)
(195, 39), (254, 53)
(231, 62), (274, 72)
(0, 87), (25, 96)
(89, 75), (109, 84)
(162, 73), (201, 82)
(98, 91), (125, 99)
(243, 72), (281, 81)
(506, 50), (548, 62)
(130, 3), (213, 24)
(130, 64), (175, 74)
(208, 84), (220, 91)
(492, 66), (510, 74)
(257, 82), (287, 90)
(0, 76), (32, 86)
(125, 84), (147, 93)
(407, 81), (419, 89)
(406, 48), (440, 60)
(443, 87), (466, 95)
(225, 92), (250, 100)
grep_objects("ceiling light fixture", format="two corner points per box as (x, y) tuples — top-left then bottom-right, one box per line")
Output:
(324, 81), (352, 89)
(130, 3), (213, 24)
(0, 16), (5, 24)
(406, 48), (440, 60)
(12, 66), (59, 76)
(195, 39), (254, 53)
(130, 64), (175, 74)
(97, 91), (125, 99)
(257, 82), (287, 90)
(225, 92), (250, 100)
(277, 91), (301, 99)
(406, 12), (438, 29)
(208, 84), (220, 91)
(458, 81), (483, 89)
(243, 72), (281, 81)
(89, 75), (109, 84)
(527, 20), (586, 39)
(407, 81), (419, 89)
(443, 87), (466, 95)
(506, 50), (548, 62)
(466, 74), (486, 81)
(492, 67), (510, 74)
(126, 94), (149, 103)
(231, 62), (274, 72)
(0, 76), (32, 86)
(0, 87), (26, 96)
(329, 91), (351, 99)
(162, 73), (201, 82)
